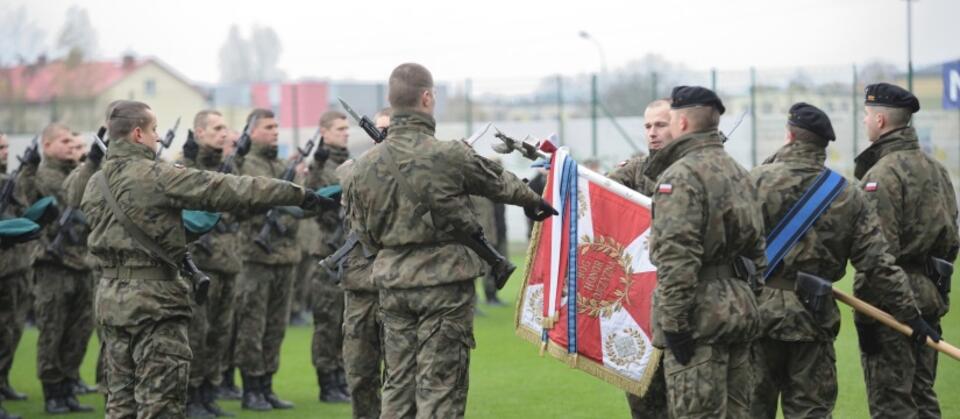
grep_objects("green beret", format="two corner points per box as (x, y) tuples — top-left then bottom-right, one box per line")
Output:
(181, 210), (222, 235)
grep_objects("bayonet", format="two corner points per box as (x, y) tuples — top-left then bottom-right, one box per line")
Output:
(338, 97), (385, 143)
(156, 116), (181, 160)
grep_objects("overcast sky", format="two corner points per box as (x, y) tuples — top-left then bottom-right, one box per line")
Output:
(5, 0), (959, 88)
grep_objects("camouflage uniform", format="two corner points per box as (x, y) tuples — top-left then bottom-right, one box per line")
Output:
(749, 141), (922, 418)
(644, 130), (766, 419)
(182, 144), (244, 392)
(608, 153), (668, 419)
(853, 126), (959, 419)
(81, 138), (306, 418)
(306, 145), (350, 383)
(338, 159), (383, 418)
(292, 219), (319, 323)
(20, 157), (96, 392)
(0, 165), (35, 398)
(345, 110), (541, 418)
(235, 143), (303, 381)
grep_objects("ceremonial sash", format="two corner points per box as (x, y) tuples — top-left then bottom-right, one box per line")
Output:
(763, 168), (847, 280)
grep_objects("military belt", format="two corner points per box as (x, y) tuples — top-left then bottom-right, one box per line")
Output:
(383, 240), (457, 251)
(765, 275), (794, 291)
(101, 265), (176, 280)
(698, 263), (737, 281)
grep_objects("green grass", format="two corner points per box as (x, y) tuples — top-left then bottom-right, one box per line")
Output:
(5, 254), (960, 418)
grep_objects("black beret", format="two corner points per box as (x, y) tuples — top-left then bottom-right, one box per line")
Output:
(864, 83), (920, 113)
(670, 85), (725, 115)
(788, 102), (835, 142)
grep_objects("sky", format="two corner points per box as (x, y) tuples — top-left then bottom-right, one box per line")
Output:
(3, 0), (959, 89)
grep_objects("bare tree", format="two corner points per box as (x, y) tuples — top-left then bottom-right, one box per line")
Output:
(56, 6), (98, 63)
(218, 24), (285, 83)
(250, 25), (285, 81)
(218, 25), (253, 83)
(0, 5), (47, 65)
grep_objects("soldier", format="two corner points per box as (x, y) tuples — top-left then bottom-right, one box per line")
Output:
(854, 83), (959, 418)
(339, 107), (390, 418)
(645, 86), (765, 418)
(217, 127), (243, 402)
(607, 98), (670, 419)
(749, 103), (937, 418)
(345, 63), (555, 418)
(0, 132), (29, 419)
(307, 110), (353, 403)
(234, 108), (304, 411)
(180, 109), (243, 418)
(19, 122), (96, 414)
(81, 100), (334, 418)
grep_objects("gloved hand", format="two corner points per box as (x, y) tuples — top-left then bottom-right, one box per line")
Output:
(663, 330), (695, 366)
(88, 139), (106, 166)
(301, 191), (339, 211)
(905, 317), (941, 347)
(524, 199), (558, 222)
(855, 322), (882, 356)
(22, 144), (41, 168)
(182, 130), (199, 161)
(314, 138), (330, 164)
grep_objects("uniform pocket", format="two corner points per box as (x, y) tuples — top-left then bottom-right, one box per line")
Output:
(136, 326), (192, 406)
(663, 346), (723, 417)
(441, 320), (476, 389)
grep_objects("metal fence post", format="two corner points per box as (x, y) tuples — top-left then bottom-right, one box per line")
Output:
(711, 68), (717, 92)
(750, 67), (757, 167)
(852, 64), (859, 160)
(465, 78), (473, 137)
(557, 74), (565, 146)
(591, 73), (598, 158)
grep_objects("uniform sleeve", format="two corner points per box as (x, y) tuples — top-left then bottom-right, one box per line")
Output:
(607, 158), (641, 190)
(63, 162), (96, 207)
(650, 170), (705, 333)
(848, 188), (919, 322)
(343, 173), (379, 252)
(456, 144), (541, 208)
(861, 171), (902, 256)
(155, 162), (305, 213)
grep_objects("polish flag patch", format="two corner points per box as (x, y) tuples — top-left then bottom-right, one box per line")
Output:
(864, 182), (878, 192)
(658, 183), (673, 194)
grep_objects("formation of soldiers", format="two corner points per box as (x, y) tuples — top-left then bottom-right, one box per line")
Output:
(0, 60), (955, 419)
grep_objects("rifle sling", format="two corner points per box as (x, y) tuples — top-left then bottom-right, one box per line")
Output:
(380, 145), (433, 224)
(93, 172), (180, 271)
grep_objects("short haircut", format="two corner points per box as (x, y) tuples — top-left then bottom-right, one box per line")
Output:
(319, 110), (347, 129)
(41, 122), (71, 144)
(104, 100), (123, 124)
(646, 98), (672, 110)
(108, 100), (153, 140)
(388, 63), (434, 109)
(375, 107), (393, 119)
(194, 109), (223, 131)
(677, 106), (720, 131)
(247, 108), (275, 129)
(870, 106), (913, 128)
(788, 125), (828, 148)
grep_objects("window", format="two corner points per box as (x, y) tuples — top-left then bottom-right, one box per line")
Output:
(145, 79), (156, 97)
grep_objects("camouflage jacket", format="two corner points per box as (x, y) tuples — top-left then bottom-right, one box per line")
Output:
(608, 153), (656, 196)
(337, 159), (376, 291)
(23, 157), (91, 271)
(237, 143), (304, 266)
(81, 139), (306, 326)
(644, 129), (766, 346)
(854, 126), (959, 320)
(751, 141), (919, 342)
(0, 170), (37, 278)
(181, 145), (243, 274)
(63, 159), (100, 269)
(345, 110), (541, 289)
(307, 145), (350, 258)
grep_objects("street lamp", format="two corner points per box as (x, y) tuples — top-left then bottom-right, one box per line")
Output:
(904, 0), (916, 92)
(578, 31), (608, 76)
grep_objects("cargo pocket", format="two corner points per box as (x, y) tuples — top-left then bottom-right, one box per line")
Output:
(663, 347), (723, 417)
(136, 332), (192, 407)
(440, 320), (476, 390)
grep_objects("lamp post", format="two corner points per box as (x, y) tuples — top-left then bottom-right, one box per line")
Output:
(904, 0), (916, 92)
(578, 31), (608, 76)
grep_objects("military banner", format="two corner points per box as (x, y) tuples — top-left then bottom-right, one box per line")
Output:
(515, 147), (661, 396)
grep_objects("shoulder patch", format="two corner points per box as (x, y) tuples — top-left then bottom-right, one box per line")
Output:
(658, 183), (673, 194)
(864, 181), (878, 192)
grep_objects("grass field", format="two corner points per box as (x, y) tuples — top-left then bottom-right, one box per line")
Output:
(4, 252), (960, 418)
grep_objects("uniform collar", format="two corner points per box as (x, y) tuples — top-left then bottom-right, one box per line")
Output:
(644, 129), (723, 179)
(106, 138), (155, 162)
(764, 141), (826, 167)
(854, 126), (919, 179)
(388, 110), (436, 137)
(41, 155), (78, 174)
(251, 142), (278, 160)
(327, 144), (350, 165)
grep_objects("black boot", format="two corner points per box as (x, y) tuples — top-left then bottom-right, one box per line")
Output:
(317, 370), (350, 403)
(217, 369), (241, 401)
(201, 381), (234, 417)
(60, 381), (93, 413)
(240, 374), (271, 411)
(0, 402), (22, 419)
(0, 377), (26, 401)
(187, 386), (214, 418)
(335, 367), (352, 399)
(70, 378), (97, 395)
(42, 383), (69, 414)
(261, 375), (293, 409)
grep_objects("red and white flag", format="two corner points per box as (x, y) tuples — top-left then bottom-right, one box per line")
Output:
(515, 148), (661, 396)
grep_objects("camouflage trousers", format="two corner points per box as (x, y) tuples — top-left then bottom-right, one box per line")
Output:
(343, 289), (383, 419)
(625, 358), (667, 419)
(861, 321), (941, 419)
(663, 342), (753, 419)
(234, 262), (295, 377)
(0, 270), (31, 384)
(292, 252), (316, 316)
(187, 271), (237, 387)
(102, 316), (191, 419)
(33, 263), (95, 385)
(751, 338), (837, 419)
(312, 269), (344, 374)
(380, 281), (476, 419)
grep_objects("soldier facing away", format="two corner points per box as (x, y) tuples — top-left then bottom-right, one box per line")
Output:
(854, 83), (959, 419)
(345, 63), (556, 418)
(81, 100), (334, 418)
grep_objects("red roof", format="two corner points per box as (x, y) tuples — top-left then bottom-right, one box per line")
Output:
(0, 58), (148, 103)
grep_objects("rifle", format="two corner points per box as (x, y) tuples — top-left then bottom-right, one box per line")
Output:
(45, 127), (109, 256)
(155, 117), (181, 160)
(182, 252), (211, 304)
(338, 97), (386, 143)
(253, 129), (318, 253)
(218, 115), (257, 174)
(0, 134), (40, 218)
(318, 231), (360, 282)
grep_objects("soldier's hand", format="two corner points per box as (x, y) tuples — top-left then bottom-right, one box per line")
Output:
(22, 145), (41, 168)
(524, 199), (558, 222)
(314, 138), (330, 164)
(88, 139), (106, 166)
(301, 191), (339, 211)
(855, 322), (882, 355)
(906, 317), (941, 346)
(663, 330), (694, 366)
